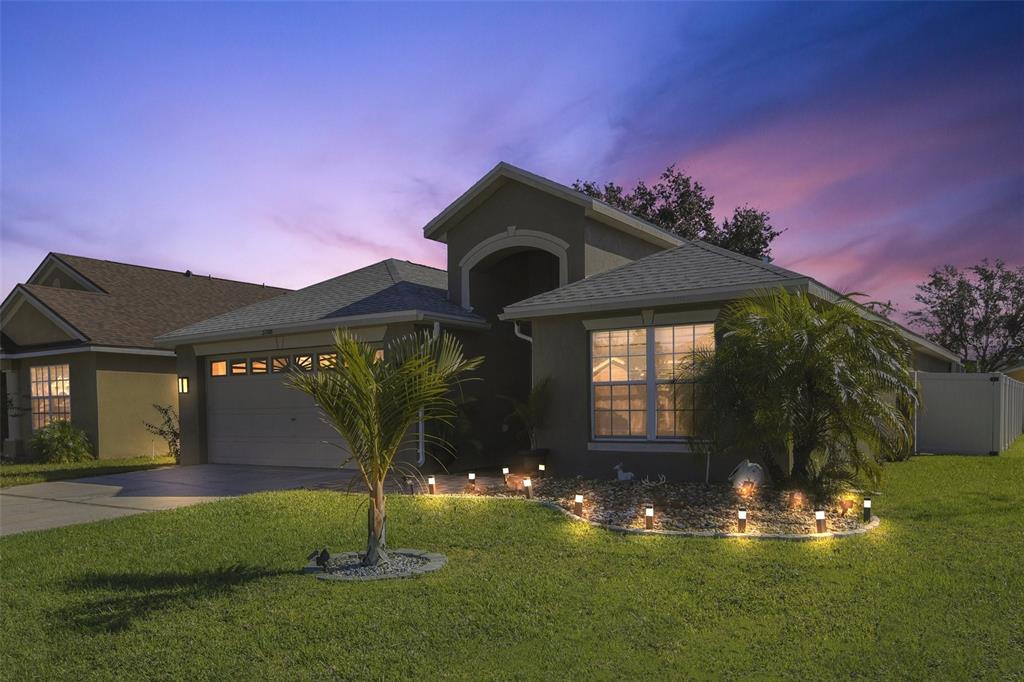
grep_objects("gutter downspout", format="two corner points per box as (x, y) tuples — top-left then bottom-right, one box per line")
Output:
(513, 320), (532, 344)
(417, 321), (442, 466)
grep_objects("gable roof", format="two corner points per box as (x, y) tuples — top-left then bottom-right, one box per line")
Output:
(502, 240), (810, 317)
(157, 259), (487, 345)
(423, 161), (684, 250)
(1, 253), (289, 351)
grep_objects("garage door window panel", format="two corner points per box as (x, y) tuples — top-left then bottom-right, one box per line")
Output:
(210, 360), (227, 377)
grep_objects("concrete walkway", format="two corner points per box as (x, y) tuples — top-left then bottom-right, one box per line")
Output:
(0, 464), (356, 536)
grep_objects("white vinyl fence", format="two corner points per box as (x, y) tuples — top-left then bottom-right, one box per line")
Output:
(914, 372), (1024, 455)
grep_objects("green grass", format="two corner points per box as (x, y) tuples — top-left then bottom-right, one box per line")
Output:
(0, 456), (176, 488)
(2, 440), (1022, 680)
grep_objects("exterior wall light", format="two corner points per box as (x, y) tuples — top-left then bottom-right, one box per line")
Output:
(177, 376), (189, 394)
(815, 509), (826, 533)
(645, 504), (655, 530)
(737, 508), (747, 534)
(427, 476), (436, 495)
(574, 494), (584, 516)
(468, 472), (476, 490)
(863, 498), (872, 523)
(523, 477), (533, 498)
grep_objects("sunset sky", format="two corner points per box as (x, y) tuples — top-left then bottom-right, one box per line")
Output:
(2, 2), (1021, 318)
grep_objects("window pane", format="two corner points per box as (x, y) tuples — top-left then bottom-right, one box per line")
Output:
(595, 411), (612, 436)
(610, 410), (630, 436)
(230, 360), (247, 375)
(627, 355), (646, 381)
(294, 355), (313, 371)
(676, 410), (694, 437)
(694, 324), (715, 352)
(591, 331), (610, 356)
(29, 364), (72, 430)
(271, 356), (290, 373)
(210, 361), (227, 377)
(318, 353), (337, 369)
(611, 385), (629, 410)
(251, 359), (268, 374)
(609, 330), (628, 357)
(594, 385), (611, 410)
(657, 410), (675, 437)
(629, 411), (646, 436)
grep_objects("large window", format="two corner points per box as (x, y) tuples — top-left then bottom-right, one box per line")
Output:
(29, 364), (71, 430)
(591, 324), (714, 440)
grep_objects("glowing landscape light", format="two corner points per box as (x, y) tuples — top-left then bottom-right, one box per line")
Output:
(574, 494), (584, 516)
(737, 508), (747, 534)
(863, 498), (872, 523)
(523, 477), (533, 498)
(815, 509), (826, 533)
(427, 476), (436, 495)
(645, 504), (654, 530)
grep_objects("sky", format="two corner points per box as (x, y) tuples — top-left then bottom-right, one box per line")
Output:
(2, 2), (1022, 319)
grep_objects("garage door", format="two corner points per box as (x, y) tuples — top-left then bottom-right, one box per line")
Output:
(206, 370), (352, 468)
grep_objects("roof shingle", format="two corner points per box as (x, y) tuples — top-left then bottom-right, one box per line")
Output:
(503, 240), (807, 314)
(158, 259), (483, 341)
(13, 254), (289, 349)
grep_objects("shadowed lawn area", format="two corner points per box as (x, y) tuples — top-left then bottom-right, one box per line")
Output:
(1, 440), (1021, 680)
(0, 456), (177, 488)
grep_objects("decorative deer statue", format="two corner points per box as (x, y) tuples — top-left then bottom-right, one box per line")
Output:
(613, 463), (635, 481)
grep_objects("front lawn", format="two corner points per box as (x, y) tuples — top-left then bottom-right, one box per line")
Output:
(0, 456), (176, 488)
(1, 440), (1021, 680)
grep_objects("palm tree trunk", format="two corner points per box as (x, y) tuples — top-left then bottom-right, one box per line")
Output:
(363, 479), (388, 566)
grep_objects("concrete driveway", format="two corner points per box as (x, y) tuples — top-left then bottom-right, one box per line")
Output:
(0, 464), (356, 536)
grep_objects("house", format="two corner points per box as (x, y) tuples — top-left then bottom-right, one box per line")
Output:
(1004, 363), (1024, 382)
(0, 253), (289, 459)
(159, 163), (961, 480)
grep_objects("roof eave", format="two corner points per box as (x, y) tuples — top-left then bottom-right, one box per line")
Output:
(423, 162), (681, 249)
(500, 278), (812, 320)
(156, 309), (489, 347)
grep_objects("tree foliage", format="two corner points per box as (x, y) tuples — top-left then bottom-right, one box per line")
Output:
(573, 165), (781, 260)
(288, 330), (481, 566)
(908, 259), (1023, 372)
(687, 289), (917, 501)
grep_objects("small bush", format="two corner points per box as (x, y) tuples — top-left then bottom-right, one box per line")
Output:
(144, 404), (180, 461)
(29, 420), (93, 463)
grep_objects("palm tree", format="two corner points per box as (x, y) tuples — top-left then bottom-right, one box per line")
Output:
(288, 330), (481, 566)
(686, 288), (917, 498)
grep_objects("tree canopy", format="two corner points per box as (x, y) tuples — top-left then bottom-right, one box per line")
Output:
(573, 165), (782, 260)
(908, 259), (1023, 372)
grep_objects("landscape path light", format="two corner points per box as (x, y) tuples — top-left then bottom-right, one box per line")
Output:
(502, 467), (510, 484)
(523, 477), (533, 499)
(815, 509), (826, 534)
(863, 498), (872, 523)
(574, 494), (584, 516)
(645, 504), (655, 530)
(737, 508), (747, 534)
(468, 472), (476, 491)
(427, 475), (436, 495)
(538, 464), (546, 473)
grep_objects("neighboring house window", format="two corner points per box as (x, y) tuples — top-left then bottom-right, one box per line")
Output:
(210, 360), (227, 377)
(251, 358), (268, 374)
(230, 359), (248, 375)
(590, 324), (714, 441)
(294, 354), (314, 372)
(271, 356), (290, 373)
(29, 364), (71, 430)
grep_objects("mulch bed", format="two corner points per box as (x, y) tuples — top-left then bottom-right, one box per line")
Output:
(471, 475), (867, 536)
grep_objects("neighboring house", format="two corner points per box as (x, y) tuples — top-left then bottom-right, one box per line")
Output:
(159, 162), (961, 480)
(0, 254), (288, 460)
(1004, 363), (1024, 382)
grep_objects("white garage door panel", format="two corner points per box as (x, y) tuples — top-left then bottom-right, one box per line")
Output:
(206, 374), (352, 468)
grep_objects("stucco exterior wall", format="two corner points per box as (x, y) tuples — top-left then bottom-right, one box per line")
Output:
(582, 218), (663, 277)
(912, 350), (956, 373)
(4, 352), (98, 460)
(95, 360), (178, 458)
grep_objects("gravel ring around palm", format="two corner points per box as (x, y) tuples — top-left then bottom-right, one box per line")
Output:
(304, 549), (446, 581)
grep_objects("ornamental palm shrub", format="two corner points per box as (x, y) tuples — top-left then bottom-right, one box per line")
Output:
(288, 330), (481, 566)
(686, 288), (917, 499)
(29, 420), (93, 463)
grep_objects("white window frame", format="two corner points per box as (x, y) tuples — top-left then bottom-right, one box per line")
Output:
(590, 324), (713, 442)
(29, 364), (71, 430)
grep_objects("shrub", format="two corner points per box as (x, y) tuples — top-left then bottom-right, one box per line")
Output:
(144, 404), (180, 461)
(29, 420), (93, 463)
